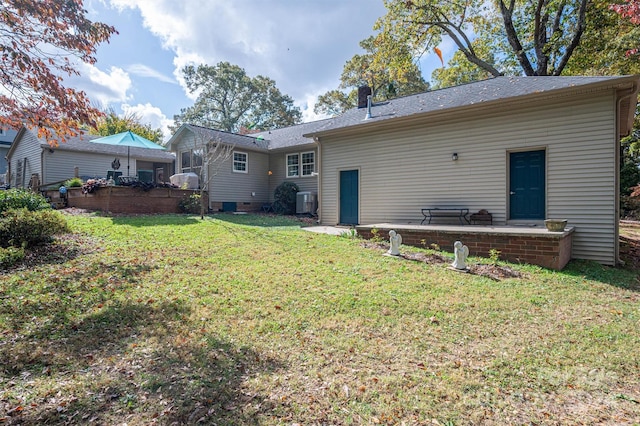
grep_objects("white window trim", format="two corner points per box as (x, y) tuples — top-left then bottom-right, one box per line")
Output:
(286, 153), (299, 178)
(233, 151), (248, 174)
(301, 151), (315, 177)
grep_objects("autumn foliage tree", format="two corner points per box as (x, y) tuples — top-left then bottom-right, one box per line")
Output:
(610, 0), (640, 55)
(0, 0), (116, 145)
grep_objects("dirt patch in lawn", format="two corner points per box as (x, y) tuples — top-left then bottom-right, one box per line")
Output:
(361, 241), (524, 280)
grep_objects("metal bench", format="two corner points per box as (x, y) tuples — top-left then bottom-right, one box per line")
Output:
(421, 208), (470, 225)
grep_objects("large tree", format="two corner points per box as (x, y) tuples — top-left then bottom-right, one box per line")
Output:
(376, 0), (588, 79)
(315, 35), (429, 116)
(90, 109), (164, 144)
(565, 0), (640, 75)
(431, 42), (498, 89)
(173, 62), (302, 133)
(0, 0), (116, 145)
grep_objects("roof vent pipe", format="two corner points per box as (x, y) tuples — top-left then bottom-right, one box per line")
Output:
(365, 95), (372, 120)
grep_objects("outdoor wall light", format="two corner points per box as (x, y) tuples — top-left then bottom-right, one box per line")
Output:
(452, 153), (458, 161)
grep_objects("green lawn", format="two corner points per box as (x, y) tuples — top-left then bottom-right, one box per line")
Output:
(1, 213), (639, 425)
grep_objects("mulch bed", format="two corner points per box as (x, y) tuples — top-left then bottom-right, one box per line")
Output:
(620, 235), (640, 270)
(361, 241), (524, 281)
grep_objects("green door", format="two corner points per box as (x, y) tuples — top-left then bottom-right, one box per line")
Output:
(510, 150), (545, 220)
(339, 170), (359, 225)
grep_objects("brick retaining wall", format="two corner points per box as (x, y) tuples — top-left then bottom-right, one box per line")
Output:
(52, 187), (206, 214)
(356, 225), (573, 270)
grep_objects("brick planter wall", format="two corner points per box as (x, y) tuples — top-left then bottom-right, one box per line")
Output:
(54, 187), (206, 214)
(356, 225), (574, 270)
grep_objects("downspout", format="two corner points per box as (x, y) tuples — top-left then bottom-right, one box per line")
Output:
(616, 81), (639, 265)
(314, 136), (321, 224)
(41, 147), (45, 190)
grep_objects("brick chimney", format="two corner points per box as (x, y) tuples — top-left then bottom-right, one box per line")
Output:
(358, 86), (372, 108)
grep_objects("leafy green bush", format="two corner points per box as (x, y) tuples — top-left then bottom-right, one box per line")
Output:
(0, 246), (25, 268)
(272, 181), (299, 215)
(0, 208), (69, 248)
(178, 193), (201, 214)
(64, 177), (83, 188)
(0, 189), (51, 213)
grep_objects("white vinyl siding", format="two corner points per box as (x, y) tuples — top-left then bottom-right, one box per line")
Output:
(319, 91), (617, 265)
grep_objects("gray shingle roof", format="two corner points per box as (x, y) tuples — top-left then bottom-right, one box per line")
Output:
(252, 119), (331, 150)
(33, 128), (175, 162)
(169, 75), (638, 149)
(305, 75), (638, 136)
(180, 124), (270, 151)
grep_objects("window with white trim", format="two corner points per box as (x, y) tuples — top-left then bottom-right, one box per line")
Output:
(286, 152), (315, 178)
(286, 153), (299, 178)
(301, 151), (315, 176)
(233, 151), (248, 173)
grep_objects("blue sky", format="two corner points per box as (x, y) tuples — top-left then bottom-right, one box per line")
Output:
(74, 1), (451, 140)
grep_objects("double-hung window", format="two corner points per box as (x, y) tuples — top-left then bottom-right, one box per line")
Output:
(233, 151), (248, 173)
(286, 153), (299, 178)
(301, 152), (315, 176)
(286, 151), (315, 178)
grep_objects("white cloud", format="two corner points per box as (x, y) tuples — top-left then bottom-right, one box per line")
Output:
(68, 63), (132, 107)
(107, 0), (386, 121)
(121, 102), (173, 141)
(298, 91), (331, 123)
(127, 64), (176, 84)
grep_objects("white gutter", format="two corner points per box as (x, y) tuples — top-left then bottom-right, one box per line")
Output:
(313, 136), (321, 224)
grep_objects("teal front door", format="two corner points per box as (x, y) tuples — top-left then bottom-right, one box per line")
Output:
(339, 170), (359, 225)
(510, 150), (545, 220)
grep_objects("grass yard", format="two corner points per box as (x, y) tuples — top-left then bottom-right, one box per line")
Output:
(1, 212), (639, 425)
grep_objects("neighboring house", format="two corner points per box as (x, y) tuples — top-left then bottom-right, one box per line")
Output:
(166, 121), (328, 212)
(7, 127), (175, 188)
(0, 128), (18, 184)
(304, 75), (640, 266)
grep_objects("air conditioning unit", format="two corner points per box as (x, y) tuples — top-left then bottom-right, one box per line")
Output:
(296, 191), (317, 214)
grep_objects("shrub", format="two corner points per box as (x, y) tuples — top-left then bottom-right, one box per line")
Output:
(0, 246), (25, 268)
(272, 181), (299, 215)
(0, 189), (51, 213)
(64, 177), (83, 188)
(0, 208), (69, 248)
(178, 193), (201, 214)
